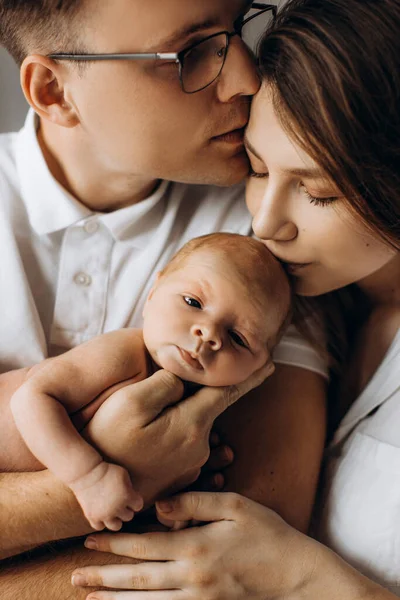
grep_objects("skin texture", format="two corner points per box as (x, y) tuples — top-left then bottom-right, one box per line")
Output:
(70, 493), (397, 600)
(245, 86), (397, 297)
(23, 0), (260, 212)
(67, 88), (400, 600)
(7, 244), (284, 532)
(143, 250), (283, 386)
(0, 0), (327, 594)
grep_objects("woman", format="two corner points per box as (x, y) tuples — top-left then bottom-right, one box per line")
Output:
(71, 0), (400, 598)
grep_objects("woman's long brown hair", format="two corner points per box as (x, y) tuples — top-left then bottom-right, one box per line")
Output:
(257, 0), (400, 425)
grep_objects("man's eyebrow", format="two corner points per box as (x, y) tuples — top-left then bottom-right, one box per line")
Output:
(157, 18), (221, 51)
(244, 134), (325, 178)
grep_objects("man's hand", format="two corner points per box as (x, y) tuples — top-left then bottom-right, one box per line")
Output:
(83, 365), (271, 506)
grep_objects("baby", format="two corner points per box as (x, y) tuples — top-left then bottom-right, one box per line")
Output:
(8, 233), (291, 532)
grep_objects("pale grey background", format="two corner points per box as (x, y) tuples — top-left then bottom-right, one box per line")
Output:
(0, 1), (281, 133)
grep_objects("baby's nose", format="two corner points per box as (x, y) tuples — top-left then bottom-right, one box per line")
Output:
(191, 324), (222, 350)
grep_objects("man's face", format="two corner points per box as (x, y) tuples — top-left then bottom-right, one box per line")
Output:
(62, 0), (260, 186)
(142, 250), (274, 387)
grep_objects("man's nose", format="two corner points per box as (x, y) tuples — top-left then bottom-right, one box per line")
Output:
(251, 183), (298, 242)
(217, 36), (260, 102)
(191, 323), (222, 351)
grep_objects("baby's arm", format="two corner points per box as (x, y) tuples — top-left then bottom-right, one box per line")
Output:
(10, 329), (148, 530)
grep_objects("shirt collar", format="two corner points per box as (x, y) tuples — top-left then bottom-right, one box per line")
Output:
(15, 109), (170, 245)
(16, 110), (92, 235)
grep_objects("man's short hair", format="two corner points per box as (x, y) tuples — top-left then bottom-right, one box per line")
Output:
(0, 1), (85, 65)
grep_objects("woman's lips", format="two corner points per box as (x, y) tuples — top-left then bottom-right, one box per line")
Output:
(177, 347), (203, 371)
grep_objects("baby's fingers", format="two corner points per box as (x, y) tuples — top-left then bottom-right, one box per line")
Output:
(118, 507), (135, 523)
(105, 517), (124, 531)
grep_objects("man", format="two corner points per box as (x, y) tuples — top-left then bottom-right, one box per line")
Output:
(0, 0), (327, 597)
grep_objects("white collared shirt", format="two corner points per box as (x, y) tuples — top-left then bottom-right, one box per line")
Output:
(317, 328), (400, 595)
(0, 110), (327, 379)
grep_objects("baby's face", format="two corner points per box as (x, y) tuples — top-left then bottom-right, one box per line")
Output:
(143, 251), (278, 386)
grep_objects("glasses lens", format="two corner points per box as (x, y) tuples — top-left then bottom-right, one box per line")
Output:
(181, 33), (228, 93)
(241, 8), (275, 56)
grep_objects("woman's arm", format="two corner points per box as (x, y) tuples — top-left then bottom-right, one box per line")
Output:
(215, 363), (327, 531)
(72, 492), (397, 600)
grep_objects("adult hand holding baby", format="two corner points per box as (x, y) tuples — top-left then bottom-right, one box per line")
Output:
(83, 364), (273, 508)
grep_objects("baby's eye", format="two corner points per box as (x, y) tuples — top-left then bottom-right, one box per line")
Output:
(229, 330), (248, 349)
(184, 296), (202, 309)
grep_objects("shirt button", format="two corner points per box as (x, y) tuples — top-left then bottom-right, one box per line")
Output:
(74, 272), (92, 287)
(84, 220), (99, 234)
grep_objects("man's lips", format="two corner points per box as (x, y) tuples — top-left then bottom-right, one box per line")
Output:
(211, 126), (246, 144)
(177, 347), (203, 371)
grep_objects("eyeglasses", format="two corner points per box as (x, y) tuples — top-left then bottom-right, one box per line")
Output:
(48, 3), (277, 94)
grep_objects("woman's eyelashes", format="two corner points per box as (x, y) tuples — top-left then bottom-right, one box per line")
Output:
(300, 184), (339, 207)
(248, 166), (269, 179)
(248, 166), (339, 207)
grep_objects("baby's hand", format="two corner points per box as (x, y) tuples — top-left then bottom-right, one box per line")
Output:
(69, 461), (143, 531)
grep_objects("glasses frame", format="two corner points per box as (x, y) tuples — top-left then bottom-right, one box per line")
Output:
(48, 2), (277, 94)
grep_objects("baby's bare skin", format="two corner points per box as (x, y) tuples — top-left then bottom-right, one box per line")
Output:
(9, 329), (149, 531)
(8, 236), (289, 535)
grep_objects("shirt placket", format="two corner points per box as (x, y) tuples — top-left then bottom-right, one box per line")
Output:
(50, 218), (114, 351)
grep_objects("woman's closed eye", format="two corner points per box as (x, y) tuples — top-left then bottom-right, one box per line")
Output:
(301, 183), (339, 207)
(248, 166), (269, 179)
(184, 296), (202, 309)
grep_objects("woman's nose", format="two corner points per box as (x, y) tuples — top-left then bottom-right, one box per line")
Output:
(191, 323), (222, 351)
(250, 184), (298, 242)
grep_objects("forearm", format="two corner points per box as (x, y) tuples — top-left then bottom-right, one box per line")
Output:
(0, 470), (93, 559)
(215, 364), (327, 532)
(298, 542), (396, 600)
(0, 543), (138, 600)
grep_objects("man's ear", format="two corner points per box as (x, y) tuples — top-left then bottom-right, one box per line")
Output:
(20, 54), (79, 128)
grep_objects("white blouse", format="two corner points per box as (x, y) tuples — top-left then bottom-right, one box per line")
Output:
(317, 329), (400, 595)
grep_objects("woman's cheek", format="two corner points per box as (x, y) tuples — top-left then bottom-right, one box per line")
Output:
(245, 178), (263, 217)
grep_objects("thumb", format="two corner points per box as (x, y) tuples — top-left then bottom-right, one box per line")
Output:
(130, 369), (184, 425)
(156, 491), (243, 523)
(187, 361), (274, 424)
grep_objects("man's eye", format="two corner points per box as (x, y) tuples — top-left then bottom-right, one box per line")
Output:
(229, 330), (248, 349)
(184, 296), (202, 309)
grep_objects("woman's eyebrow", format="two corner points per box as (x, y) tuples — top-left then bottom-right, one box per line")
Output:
(244, 134), (325, 178)
(243, 133), (263, 161)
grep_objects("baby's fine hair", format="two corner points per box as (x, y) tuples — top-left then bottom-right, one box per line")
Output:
(161, 233), (293, 343)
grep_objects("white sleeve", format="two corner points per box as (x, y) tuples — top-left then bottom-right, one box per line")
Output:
(272, 324), (329, 380)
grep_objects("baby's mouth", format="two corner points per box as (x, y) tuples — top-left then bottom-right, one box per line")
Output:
(177, 347), (203, 371)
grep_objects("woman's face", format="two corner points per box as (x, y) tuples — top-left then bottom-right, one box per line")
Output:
(245, 86), (396, 296)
